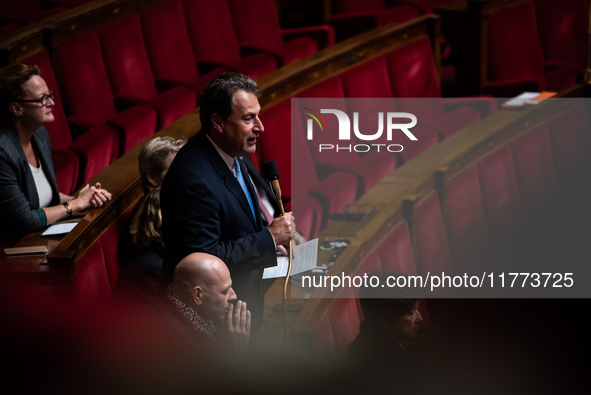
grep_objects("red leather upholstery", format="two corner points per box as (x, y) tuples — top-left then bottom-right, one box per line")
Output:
(99, 208), (133, 291)
(477, 145), (527, 254)
(416, 192), (453, 277)
(314, 294), (362, 359)
(511, 125), (561, 216)
(140, 0), (226, 95)
(385, 37), (482, 139)
(375, 222), (417, 275)
(56, 29), (158, 155)
(182, 0), (277, 79)
(75, 240), (111, 307)
(535, 0), (588, 77)
(484, 1), (577, 96)
(547, 106), (591, 186)
(98, 14), (197, 129)
(290, 97), (358, 227)
(228, 0), (328, 66)
(447, 166), (496, 273)
(297, 76), (395, 194)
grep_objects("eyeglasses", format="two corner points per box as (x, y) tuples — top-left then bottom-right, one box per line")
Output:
(14, 91), (54, 106)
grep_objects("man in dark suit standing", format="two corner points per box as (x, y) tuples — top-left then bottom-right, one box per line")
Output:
(161, 73), (293, 331)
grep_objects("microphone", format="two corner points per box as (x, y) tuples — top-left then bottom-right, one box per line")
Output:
(262, 160), (292, 337)
(262, 160), (285, 216)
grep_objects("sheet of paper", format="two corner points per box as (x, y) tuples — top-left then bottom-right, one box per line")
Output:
(41, 222), (78, 236)
(502, 92), (539, 108)
(263, 238), (318, 279)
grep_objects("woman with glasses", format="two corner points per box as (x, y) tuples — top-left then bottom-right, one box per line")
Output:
(0, 62), (112, 248)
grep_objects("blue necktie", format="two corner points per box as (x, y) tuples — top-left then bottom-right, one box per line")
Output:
(233, 158), (256, 220)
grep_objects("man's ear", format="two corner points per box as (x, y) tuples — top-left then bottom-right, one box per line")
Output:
(9, 102), (22, 117)
(192, 286), (204, 306)
(211, 113), (224, 134)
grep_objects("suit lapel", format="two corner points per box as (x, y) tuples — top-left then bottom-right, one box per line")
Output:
(198, 131), (261, 230)
(238, 158), (263, 229)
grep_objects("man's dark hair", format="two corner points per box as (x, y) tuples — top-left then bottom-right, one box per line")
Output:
(199, 72), (260, 132)
(358, 270), (418, 322)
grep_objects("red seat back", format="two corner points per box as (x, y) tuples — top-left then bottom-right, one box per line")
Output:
(487, 2), (545, 82)
(535, 0), (589, 75)
(375, 221), (417, 275)
(386, 37), (441, 98)
(476, 145), (526, 239)
(140, 0), (200, 87)
(511, 125), (561, 215)
(416, 192), (453, 276)
(228, 0), (284, 50)
(56, 29), (117, 124)
(99, 14), (158, 101)
(446, 165), (495, 272)
(183, 0), (242, 66)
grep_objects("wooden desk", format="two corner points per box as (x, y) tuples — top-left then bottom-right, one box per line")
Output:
(263, 89), (589, 343)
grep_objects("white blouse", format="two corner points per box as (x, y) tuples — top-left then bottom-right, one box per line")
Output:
(29, 160), (53, 208)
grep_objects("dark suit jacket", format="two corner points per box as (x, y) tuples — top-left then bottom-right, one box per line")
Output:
(0, 124), (59, 248)
(161, 130), (277, 329)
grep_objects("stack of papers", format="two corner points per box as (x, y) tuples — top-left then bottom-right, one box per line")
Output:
(263, 238), (319, 279)
(502, 91), (556, 108)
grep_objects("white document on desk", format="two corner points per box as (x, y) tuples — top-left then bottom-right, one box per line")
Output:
(263, 238), (318, 279)
(41, 221), (79, 236)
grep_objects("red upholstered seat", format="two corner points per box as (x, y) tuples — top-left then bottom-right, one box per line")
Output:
(375, 222), (417, 275)
(360, 250), (383, 274)
(511, 125), (561, 216)
(48, 150), (78, 196)
(484, 1), (577, 97)
(99, 208), (133, 291)
(56, 29), (158, 155)
(98, 14), (197, 130)
(182, 0), (277, 79)
(446, 166), (496, 273)
(476, 145), (527, 247)
(258, 100), (293, 198)
(535, 0), (589, 77)
(385, 37), (482, 139)
(75, 240), (111, 307)
(416, 192), (453, 277)
(228, 0), (333, 66)
(314, 294), (362, 359)
(547, 105), (591, 186)
(25, 49), (119, 191)
(268, 99), (358, 230)
(140, 0), (227, 96)
(297, 76), (396, 194)
(342, 55), (440, 164)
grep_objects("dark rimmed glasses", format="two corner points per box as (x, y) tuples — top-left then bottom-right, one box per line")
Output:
(14, 90), (54, 107)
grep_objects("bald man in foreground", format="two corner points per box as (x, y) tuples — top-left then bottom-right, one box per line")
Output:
(166, 252), (251, 348)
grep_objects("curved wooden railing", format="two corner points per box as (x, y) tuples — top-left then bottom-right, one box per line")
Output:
(288, 93), (589, 340)
(0, 15), (443, 292)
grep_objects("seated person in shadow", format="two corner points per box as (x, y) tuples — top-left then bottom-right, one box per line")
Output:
(115, 137), (185, 302)
(346, 271), (423, 391)
(0, 62), (111, 249)
(165, 252), (251, 350)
